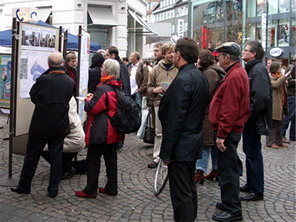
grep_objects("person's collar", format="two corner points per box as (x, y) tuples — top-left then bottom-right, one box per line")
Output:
(225, 61), (239, 72)
(132, 61), (139, 68)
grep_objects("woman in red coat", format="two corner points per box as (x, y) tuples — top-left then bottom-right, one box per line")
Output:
(75, 59), (123, 198)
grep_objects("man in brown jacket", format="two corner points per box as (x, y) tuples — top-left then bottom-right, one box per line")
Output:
(147, 42), (178, 168)
(128, 51), (149, 108)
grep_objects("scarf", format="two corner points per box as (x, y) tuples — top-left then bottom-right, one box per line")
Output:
(97, 75), (115, 88)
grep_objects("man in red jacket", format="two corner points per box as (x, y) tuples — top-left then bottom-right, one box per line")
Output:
(209, 42), (250, 222)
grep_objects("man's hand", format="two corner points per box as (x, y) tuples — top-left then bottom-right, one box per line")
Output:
(216, 137), (226, 152)
(162, 160), (173, 165)
(153, 87), (165, 94)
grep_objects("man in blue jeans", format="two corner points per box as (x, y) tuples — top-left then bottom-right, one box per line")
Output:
(241, 41), (272, 201)
(282, 57), (296, 142)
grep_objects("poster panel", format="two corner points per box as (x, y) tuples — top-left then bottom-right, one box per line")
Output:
(0, 54), (11, 109)
(15, 22), (59, 137)
(78, 29), (90, 121)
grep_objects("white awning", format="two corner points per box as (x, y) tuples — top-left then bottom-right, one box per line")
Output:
(128, 10), (158, 36)
(88, 6), (118, 26)
(37, 7), (51, 22)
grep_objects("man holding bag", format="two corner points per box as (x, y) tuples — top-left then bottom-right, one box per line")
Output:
(146, 42), (178, 168)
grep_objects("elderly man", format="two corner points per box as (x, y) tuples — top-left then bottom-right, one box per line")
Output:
(159, 37), (209, 221)
(209, 42), (250, 221)
(241, 41), (272, 201)
(11, 51), (74, 198)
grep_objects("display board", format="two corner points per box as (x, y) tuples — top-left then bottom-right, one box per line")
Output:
(0, 54), (11, 109)
(12, 22), (59, 154)
(78, 28), (90, 121)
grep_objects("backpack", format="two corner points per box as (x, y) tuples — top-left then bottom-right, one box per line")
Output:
(105, 86), (141, 134)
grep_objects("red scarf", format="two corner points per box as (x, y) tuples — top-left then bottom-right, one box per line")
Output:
(97, 75), (115, 88)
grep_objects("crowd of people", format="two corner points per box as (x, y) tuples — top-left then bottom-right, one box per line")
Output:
(9, 37), (295, 222)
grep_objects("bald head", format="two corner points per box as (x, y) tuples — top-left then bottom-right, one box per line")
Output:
(48, 51), (64, 67)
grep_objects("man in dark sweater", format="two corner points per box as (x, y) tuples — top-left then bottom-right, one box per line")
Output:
(11, 51), (74, 198)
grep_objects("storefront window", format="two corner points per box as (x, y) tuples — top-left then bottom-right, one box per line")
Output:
(268, 19), (278, 47)
(245, 22), (256, 41)
(292, 0), (296, 11)
(227, 0), (243, 20)
(257, 0), (266, 16)
(256, 23), (262, 41)
(291, 18), (296, 47)
(247, 0), (256, 17)
(278, 19), (289, 47)
(268, 0), (278, 14)
(279, 0), (290, 13)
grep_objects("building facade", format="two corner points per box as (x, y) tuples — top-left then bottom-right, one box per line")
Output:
(0, 0), (149, 57)
(190, 0), (296, 65)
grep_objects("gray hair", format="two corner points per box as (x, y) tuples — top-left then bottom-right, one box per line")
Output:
(103, 59), (120, 79)
(48, 51), (63, 67)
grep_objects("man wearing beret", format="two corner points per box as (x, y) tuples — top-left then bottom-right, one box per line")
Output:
(209, 42), (250, 221)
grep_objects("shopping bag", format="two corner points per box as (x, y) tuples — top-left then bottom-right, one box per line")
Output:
(143, 108), (155, 144)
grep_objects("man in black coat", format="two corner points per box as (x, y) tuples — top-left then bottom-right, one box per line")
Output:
(11, 51), (74, 198)
(241, 41), (272, 201)
(105, 46), (131, 96)
(159, 37), (209, 221)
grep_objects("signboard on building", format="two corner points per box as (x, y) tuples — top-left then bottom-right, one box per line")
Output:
(177, 19), (184, 38)
(261, 13), (267, 51)
(270, 47), (284, 57)
(13, 7), (38, 23)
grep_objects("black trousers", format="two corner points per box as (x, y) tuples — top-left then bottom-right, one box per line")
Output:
(41, 151), (87, 174)
(83, 143), (118, 195)
(18, 136), (64, 194)
(168, 161), (197, 222)
(214, 131), (242, 214)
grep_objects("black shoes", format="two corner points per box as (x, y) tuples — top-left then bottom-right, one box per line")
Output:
(239, 184), (250, 192)
(148, 162), (158, 168)
(10, 186), (30, 194)
(212, 211), (243, 221)
(48, 191), (58, 198)
(241, 192), (264, 201)
(61, 167), (76, 180)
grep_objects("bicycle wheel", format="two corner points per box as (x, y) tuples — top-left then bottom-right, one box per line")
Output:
(154, 159), (169, 196)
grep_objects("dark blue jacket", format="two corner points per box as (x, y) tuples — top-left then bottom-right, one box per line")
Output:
(245, 59), (272, 135)
(159, 63), (209, 162)
(29, 67), (74, 139)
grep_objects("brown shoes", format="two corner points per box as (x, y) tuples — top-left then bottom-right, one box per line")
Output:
(280, 144), (288, 148)
(270, 144), (279, 149)
(204, 169), (218, 181)
(194, 170), (204, 184)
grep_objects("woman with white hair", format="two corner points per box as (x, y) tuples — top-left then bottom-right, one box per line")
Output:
(75, 59), (123, 198)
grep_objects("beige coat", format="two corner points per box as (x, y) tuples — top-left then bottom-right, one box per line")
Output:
(270, 75), (288, 121)
(147, 60), (178, 106)
(128, 62), (149, 96)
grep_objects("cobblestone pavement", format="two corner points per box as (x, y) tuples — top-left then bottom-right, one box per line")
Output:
(0, 112), (295, 222)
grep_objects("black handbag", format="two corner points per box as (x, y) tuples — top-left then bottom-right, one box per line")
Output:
(143, 108), (155, 144)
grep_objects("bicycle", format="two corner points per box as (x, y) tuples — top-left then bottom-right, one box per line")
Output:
(153, 159), (169, 196)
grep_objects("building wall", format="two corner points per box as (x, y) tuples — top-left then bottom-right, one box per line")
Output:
(0, 0), (147, 57)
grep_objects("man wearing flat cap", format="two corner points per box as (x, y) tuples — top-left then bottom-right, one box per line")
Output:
(209, 42), (250, 221)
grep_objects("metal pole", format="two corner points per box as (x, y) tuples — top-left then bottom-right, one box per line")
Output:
(58, 26), (63, 53)
(63, 31), (68, 59)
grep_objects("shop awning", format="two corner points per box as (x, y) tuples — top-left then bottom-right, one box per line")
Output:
(88, 6), (118, 26)
(128, 10), (158, 36)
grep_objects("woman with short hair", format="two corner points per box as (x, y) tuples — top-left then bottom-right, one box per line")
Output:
(75, 59), (123, 198)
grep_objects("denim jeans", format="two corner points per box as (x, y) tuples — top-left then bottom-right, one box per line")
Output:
(282, 95), (296, 140)
(131, 92), (142, 109)
(196, 145), (217, 173)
